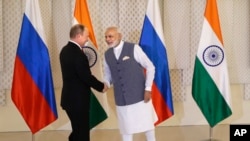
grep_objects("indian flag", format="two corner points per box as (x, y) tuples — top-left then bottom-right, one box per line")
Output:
(192, 0), (232, 127)
(73, 0), (108, 129)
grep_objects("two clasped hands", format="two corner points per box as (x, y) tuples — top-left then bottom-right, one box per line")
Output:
(102, 83), (109, 93)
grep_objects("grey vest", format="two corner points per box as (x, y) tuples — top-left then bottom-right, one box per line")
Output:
(105, 42), (145, 106)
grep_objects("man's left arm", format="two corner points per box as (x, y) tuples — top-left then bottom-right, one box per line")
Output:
(134, 44), (155, 102)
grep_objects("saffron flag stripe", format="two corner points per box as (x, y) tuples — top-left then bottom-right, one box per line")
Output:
(192, 0), (232, 127)
(11, 0), (57, 134)
(73, 0), (98, 48)
(73, 0), (108, 129)
(139, 0), (174, 125)
(205, 0), (223, 44)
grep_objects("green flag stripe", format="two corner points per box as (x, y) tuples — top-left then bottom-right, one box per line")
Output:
(192, 57), (232, 127)
(89, 91), (108, 129)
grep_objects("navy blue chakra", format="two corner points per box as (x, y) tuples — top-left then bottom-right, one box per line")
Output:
(202, 45), (224, 67)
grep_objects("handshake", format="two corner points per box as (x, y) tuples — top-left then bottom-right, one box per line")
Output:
(102, 82), (109, 93)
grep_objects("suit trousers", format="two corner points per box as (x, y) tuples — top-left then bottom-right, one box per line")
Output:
(66, 108), (90, 141)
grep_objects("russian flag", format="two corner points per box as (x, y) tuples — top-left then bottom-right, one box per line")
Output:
(11, 0), (58, 134)
(139, 0), (174, 125)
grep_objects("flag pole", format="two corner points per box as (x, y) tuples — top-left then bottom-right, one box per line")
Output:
(32, 134), (35, 141)
(209, 127), (213, 141)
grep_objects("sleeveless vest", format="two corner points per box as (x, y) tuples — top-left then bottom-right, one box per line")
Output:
(105, 42), (145, 106)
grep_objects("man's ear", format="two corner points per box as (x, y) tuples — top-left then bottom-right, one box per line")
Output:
(118, 33), (122, 40)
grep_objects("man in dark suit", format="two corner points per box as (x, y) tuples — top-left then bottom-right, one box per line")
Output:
(59, 24), (107, 141)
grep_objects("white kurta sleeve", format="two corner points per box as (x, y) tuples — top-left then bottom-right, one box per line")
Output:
(103, 57), (112, 87)
(133, 44), (155, 91)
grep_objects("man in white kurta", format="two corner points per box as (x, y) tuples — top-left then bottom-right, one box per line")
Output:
(103, 26), (157, 141)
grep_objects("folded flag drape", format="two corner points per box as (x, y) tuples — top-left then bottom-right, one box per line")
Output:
(11, 0), (58, 134)
(192, 0), (232, 127)
(139, 0), (174, 125)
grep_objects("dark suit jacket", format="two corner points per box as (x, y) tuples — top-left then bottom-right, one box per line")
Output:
(59, 41), (104, 110)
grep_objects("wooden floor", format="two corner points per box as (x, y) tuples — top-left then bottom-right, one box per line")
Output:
(0, 124), (229, 141)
